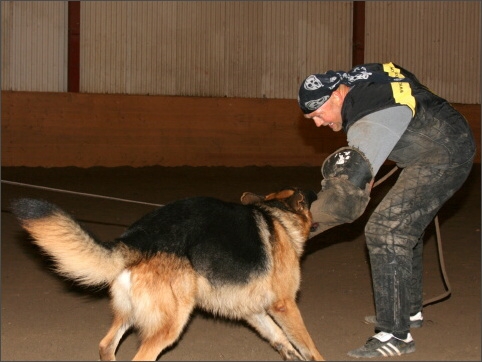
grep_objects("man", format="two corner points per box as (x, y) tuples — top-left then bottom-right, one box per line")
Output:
(298, 62), (475, 358)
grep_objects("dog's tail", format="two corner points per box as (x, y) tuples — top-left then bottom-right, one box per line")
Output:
(11, 198), (129, 287)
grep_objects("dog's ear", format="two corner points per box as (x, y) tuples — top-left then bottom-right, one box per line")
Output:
(289, 189), (317, 212)
(290, 192), (306, 212)
(240, 192), (265, 205)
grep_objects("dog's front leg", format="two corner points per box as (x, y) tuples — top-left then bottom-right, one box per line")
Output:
(268, 299), (324, 361)
(244, 311), (303, 360)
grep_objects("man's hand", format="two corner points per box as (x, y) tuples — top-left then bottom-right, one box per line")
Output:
(322, 146), (373, 190)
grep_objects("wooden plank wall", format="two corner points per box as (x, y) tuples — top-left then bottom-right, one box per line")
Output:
(1, 1), (68, 91)
(2, 91), (479, 168)
(2, 2), (480, 103)
(365, 1), (481, 104)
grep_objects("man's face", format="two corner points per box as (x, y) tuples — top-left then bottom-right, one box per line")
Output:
(303, 96), (343, 132)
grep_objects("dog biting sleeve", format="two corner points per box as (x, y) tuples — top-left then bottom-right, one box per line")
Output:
(309, 177), (370, 238)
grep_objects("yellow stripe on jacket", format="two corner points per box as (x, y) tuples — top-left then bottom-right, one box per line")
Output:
(383, 62), (416, 116)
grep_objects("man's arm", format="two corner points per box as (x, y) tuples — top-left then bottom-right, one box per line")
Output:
(309, 105), (412, 238)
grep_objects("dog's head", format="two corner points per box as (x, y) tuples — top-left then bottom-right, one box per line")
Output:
(241, 187), (317, 252)
(240, 187), (317, 219)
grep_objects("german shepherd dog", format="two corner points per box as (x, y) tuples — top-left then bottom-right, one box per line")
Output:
(11, 187), (324, 361)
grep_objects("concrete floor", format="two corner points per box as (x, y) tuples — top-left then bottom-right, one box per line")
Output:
(1, 165), (480, 361)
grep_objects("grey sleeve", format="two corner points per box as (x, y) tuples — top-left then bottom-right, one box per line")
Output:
(347, 105), (412, 176)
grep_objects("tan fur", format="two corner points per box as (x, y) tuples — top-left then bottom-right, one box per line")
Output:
(100, 255), (198, 361)
(21, 212), (127, 286)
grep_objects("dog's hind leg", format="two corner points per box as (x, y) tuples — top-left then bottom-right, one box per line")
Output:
(245, 311), (304, 361)
(132, 310), (192, 361)
(99, 269), (135, 361)
(268, 299), (324, 361)
(130, 256), (197, 361)
(131, 287), (196, 361)
(99, 313), (132, 361)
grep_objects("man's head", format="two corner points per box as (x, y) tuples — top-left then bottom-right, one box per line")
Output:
(298, 71), (350, 132)
(298, 64), (409, 132)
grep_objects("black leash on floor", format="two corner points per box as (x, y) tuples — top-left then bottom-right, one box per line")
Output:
(1, 180), (164, 207)
(1, 169), (451, 306)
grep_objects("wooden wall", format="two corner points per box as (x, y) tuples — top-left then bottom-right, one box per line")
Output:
(364, 1), (480, 104)
(2, 91), (479, 168)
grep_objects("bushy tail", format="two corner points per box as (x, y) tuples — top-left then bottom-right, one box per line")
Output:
(11, 198), (127, 287)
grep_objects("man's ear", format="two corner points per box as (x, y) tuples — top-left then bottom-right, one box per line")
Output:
(333, 85), (350, 104)
(331, 89), (343, 104)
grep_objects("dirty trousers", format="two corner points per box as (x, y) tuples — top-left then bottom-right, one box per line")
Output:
(365, 159), (474, 338)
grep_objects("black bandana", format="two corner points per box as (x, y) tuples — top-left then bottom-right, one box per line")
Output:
(298, 64), (407, 114)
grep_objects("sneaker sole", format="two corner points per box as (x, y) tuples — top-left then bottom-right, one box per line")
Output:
(364, 315), (423, 328)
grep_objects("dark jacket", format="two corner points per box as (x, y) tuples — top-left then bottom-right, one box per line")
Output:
(341, 63), (475, 168)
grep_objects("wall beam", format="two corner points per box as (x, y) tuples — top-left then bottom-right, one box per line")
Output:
(352, 1), (365, 66)
(68, 1), (80, 92)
